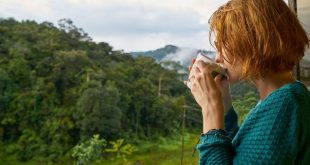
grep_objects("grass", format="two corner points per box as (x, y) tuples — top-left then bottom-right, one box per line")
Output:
(95, 133), (200, 165)
(0, 133), (201, 165)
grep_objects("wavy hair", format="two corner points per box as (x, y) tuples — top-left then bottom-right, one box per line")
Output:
(209, 0), (309, 79)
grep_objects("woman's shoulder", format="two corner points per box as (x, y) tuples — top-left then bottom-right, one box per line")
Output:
(260, 81), (310, 108)
(235, 82), (307, 139)
(248, 81), (309, 120)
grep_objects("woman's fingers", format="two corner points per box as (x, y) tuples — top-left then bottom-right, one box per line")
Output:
(214, 74), (229, 88)
(214, 74), (222, 84)
(188, 66), (192, 71)
(195, 61), (213, 81)
(188, 58), (196, 71)
(195, 60), (210, 72)
(184, 80), (188, 86)
(191, 65), (213, 92)
(195, 61), (221, 95)
(193, 65), (201, 73)
(214, 74), (225, 90)
(192, 58), (196, 64)
(189, 73), (196, 82)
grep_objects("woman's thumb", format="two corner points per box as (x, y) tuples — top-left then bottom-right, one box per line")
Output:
(214, 74), (229, 88)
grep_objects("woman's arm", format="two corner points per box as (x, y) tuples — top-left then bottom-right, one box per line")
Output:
(198, 93), (299, 165)
(197, 129), (233, 165)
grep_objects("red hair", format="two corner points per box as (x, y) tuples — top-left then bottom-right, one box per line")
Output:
(209, 0), (309, 79)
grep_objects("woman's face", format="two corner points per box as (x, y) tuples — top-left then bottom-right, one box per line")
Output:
(215, 52), (242, 84)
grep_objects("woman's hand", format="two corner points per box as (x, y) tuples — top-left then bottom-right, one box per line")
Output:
(187, 58), (232, 112)
(185, 59), (232, 133)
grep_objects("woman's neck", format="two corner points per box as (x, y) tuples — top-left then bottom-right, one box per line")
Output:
(253, 72), (295, 100)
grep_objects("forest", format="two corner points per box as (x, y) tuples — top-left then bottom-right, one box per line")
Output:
(0, 18), (258, 164)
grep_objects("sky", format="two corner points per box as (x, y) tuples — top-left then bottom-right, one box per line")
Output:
(0, 0), (309, 59)
(0, 0), (227, 52)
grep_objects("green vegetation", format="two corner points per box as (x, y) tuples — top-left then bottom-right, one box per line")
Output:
(0, 18), (258, 164)
(233, 91), (258, 125)
(0, 133), (200, 165)
(72, 134), (106, 165)
(95, 133), (200, 165)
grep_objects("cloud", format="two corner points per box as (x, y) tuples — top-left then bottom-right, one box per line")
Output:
(95, 30), (211, 52)
(0, 0), (227, 52)
(162, 47), (197, 66)
(0, 0), (54, 22)
(1, 0), (309, 62)
(2, 0), (308, 59)
(76, 4), (209, 36)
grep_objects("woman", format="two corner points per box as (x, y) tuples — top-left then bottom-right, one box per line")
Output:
(185, 0), (310, 164)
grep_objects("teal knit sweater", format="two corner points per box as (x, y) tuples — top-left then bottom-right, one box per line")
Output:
(197, 81), (310, 164)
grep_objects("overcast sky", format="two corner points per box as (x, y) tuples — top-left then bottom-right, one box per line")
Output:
(0, 0), (309, 58)
(0, 0), (227, 52)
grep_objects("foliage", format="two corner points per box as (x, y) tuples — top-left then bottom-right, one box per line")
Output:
(71, 134), (106, 165)
(96, 133), (199, 165)
(0, 18), (194, 162)
(232, 91), (259, 125)
(105, 139), (134, 161)
(0, 18), (256, 163)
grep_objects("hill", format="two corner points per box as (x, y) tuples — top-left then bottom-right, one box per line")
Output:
(0, 18), (197, 163)
(130, 45), (215, 67)
(130, 45), (179, 61)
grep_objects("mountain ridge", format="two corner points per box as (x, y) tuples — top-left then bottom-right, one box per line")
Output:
(130, 45), (215, 66)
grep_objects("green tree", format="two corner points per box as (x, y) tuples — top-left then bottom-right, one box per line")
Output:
(72, 134), (106, 165)
(0, 18), (199, 163)
(233, 91), (259, 124)
(105, 139), (134, 161)
(74, 81), (121, 140)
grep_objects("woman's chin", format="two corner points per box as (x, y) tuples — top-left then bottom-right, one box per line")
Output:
(227, 76), (240, 84)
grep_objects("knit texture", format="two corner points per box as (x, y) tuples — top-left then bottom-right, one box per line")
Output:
(197, 81), (310, 164)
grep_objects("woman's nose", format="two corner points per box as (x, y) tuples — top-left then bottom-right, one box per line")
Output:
(215, 54), (222, 63)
